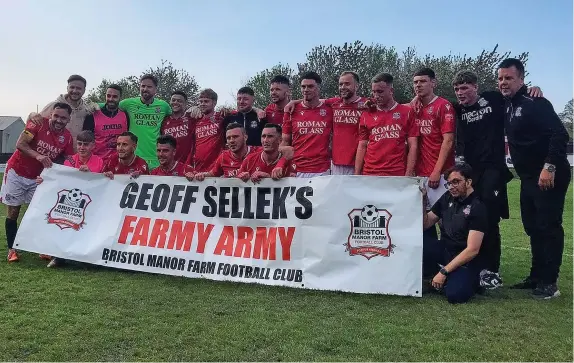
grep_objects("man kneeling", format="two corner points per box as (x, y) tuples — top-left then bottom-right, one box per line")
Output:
(422, 163), (488, 304)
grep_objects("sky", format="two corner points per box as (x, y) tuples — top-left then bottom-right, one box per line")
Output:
(0, 0), (572, 119)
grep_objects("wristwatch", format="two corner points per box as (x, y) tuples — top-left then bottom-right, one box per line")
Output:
(543, 163), (556, 173)
(439, 267), (449, 276)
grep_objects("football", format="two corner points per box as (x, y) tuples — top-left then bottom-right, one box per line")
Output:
(66, 188), (83, 203)
(361, 205), (379, 222)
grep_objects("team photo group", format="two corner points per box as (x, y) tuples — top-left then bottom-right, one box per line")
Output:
(1, 57), (570, 303)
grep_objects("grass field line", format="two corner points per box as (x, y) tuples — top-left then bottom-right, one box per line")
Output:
(502, 244), (573, 257)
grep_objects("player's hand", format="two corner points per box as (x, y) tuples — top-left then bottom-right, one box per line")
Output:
(36, 155), (53, 168)
(271, 167), (284, 180)
(130, 171), (141, 179)
(527, 86), (543, 98)
(251, 171), (269, 184)
(254, 107), (266, 120)
(219, 107), (233, 118)
(35, 176), (43, 185)
(194, 172), (207, 181)
(410, 96), (423, 117)
(27, 112), (44, 126)
(428, 171), (441, 189)
(184, 172), (195, 181)
(538, 169), (555, 191)
(103, 171), (114, 179)
(187, 106), (202, 119)
(279, 146), (294, 160)
(85, 101), (100, 114)
(284, 101), (296, 114)
(405, 170), (416, 177)
(431, 272), (446, 290)
(78, 165), (90, 172)
(361, 99), (374, 109)
(237, 172), (250, 182)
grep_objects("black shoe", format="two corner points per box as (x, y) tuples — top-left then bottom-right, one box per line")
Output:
(533, 283), (561, 299)
(510, 276), (538, 289)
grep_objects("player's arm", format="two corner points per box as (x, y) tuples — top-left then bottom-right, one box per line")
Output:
(354, 114), (369, 175)
(422, 189), (442, 230)
(429, 103), (456, 188)
(16, 127), (53, 168)
(405, 110), (419, 176)
(281, 112), (292, 147)
(455, 110), (465, 163)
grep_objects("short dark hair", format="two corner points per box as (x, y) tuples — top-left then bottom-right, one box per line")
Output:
(341, 71), (359, 84)
(270, 75), (291, 87)
(444, 163), (473, 180)
(107, 84), (123, 95)
(171, 90), (188, 101)
(199, 88), (218, 102)
(226, 122), (246, 133)
(53, 102), (72, 115)
(67, 75), (86, 87)
(452, 71), (478, 86)
(157, 134), (177, 149)
(414, 67), (436, 79)
(140, 74), (158, 86)
(498, 58), (525, 78)
(263, 123), (282, 134)
(371, 73), (394, 85)
(77, 130), (95, 143)
(300, 71), (322, 85)
(237, 86), (255, 96)
(118, 131), (138, 144)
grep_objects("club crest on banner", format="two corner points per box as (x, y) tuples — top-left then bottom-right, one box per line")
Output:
(346, 205), (394, 259)
(46, 188), (92, 230)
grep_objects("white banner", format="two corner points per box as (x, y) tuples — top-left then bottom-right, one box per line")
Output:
(15, 165), (423, 297)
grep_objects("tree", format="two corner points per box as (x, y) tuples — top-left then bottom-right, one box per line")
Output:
(246, 41), (529, 107)
(87, 60), (200, 106)
(559, 99), (573, 141)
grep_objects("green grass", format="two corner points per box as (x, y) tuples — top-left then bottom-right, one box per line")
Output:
(0, 180), (572, 361)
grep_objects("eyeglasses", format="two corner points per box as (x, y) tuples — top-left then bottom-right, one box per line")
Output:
(444, 178), (465, 189)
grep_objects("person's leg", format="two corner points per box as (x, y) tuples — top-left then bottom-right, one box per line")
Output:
(532, 170), (571, 297)
(422, 236), (446, 279)
(443, 262), (481, 304)
(0, 170), (29, 261)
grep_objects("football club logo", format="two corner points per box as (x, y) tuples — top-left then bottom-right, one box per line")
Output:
(251, 120), (259, 128)
(478, 97), (488, 107)
(271, 112), (275, 118)
(58, 135), (65, 144)
(515, 107), (522, 117)
(427, 107), (434, 114)
(155, 107), (161, 113)
(392, 112), (401, 120)
(47, 188), (92, 230)
(463, 205), (471, 216)
(346, 205), (394, 259)
(320, 109), (327, 116)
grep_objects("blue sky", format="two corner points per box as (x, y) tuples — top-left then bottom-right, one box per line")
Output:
(0, 0), (572, 118)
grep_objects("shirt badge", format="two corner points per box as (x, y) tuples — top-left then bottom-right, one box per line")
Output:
(515, 107), (522, 117)
(155, 107), (161, 113)
(251, 120), (259, 128)
(427, 106), (434, 114)
(320, 109), (327, 117)
(478, 97), (488, 107)
(463, 205), (471, 216)
(392, 112), (401, 120)
(58, 135), (65, 143)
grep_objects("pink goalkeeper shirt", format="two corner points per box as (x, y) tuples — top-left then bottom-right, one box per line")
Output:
(64, 153), (105, 173)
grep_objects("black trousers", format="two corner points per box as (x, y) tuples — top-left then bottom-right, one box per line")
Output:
(472, 167), (513, 273)
(520, 171), (571, 284)
(423, 237), (481, 304)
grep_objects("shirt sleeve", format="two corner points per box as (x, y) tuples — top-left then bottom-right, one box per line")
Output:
(238, 155), (251, 174)
(23, 121), (41, 139)
(467, 202), (488, 233)
(430, 192), (448, 218)
(83, 114), (95, 132)
(406, 109), (420, 137)
(39, 101), (56, 119)
(325, 97), (339, 106)
(439, 101), (456, 134)
(210, 154), (224, 177)
(140, 160), (150, 175)
(64, 159), (73, 168)
(455, 107), (465, 158)
(358, 113), (369, 141)
(65, 138), (75, 156)
(534, 98), (570, 165)
(118, 99), (128, 111)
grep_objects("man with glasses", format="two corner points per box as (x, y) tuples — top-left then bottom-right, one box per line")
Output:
(421, 163), (488, 304)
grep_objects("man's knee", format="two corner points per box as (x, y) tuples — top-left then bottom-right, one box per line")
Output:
(445, 285), (474, 304)
(6, 206), (21, 220)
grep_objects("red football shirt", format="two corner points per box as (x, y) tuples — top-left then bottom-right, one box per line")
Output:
(151, 161), (194, 176)
(415, 96), (456, 176)
(7, 118), (74, 179)
(282, 102), (333, 173)
(102, 155), (149, 175)
(210, 146), (261, 178)
(161, 113), (196, 163)
(265, 103), (285, 125)
(239, 150), (295, 176)
(359, 103), (419, 176)
(190, 112), (224, 172)
(326, 96), (368, 166)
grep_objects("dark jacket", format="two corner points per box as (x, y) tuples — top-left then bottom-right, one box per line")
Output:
(223, 109), (266, 146)
(504, 86), (570, 179)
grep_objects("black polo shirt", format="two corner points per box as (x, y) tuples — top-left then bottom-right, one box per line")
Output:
(431, 191), (488, 254)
